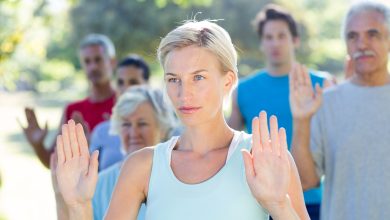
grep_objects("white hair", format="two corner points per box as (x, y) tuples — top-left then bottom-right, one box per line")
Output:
(341, 1), (390, 40)
(80, 33), (116, 58)
(109, 85), (178, 141)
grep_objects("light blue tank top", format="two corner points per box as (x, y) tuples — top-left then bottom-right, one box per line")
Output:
(145, 131), (269, 220)
(237, 70), (325, 204)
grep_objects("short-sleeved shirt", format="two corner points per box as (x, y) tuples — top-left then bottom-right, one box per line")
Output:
(310, 81), (390, 220)
(89, 120), (123, 171)
(65, 94), (115, 132)
(92, 162), (146, 220)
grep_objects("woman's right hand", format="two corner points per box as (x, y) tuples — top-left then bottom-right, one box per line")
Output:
(56, 119), (99, 208)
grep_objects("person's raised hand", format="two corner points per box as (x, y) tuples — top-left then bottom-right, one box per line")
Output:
(55, 119), (99, 208)
(289, 63), (323, 120)
(242, 111), (291, 214)
(18, 107), (48, 149)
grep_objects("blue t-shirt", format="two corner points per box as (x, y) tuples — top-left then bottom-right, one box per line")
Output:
(90, 120), (123, 171)
(237, 70), (325, 204)
(92, 162), (146, 220)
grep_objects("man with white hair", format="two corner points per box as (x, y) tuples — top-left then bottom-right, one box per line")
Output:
(290, 1), (390, 219)
(20, 34), (117, 168)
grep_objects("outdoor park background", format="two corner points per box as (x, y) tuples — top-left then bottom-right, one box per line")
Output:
(0, 0), (389, 219)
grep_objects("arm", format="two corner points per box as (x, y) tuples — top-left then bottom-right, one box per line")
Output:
(286, 153), (310, 219)
(242, 111), (306, 220)
(50, 153), (69, 220)
(56, 120), (99, 220)
(289, 63), (323, 190)
(19, 107), (61, 168)
(228, 89), (245, 130)
(104, 148), (153, 220)
(291, 119), (320, 190)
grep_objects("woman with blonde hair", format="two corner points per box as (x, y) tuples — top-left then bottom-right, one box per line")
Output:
(55, 20), (308, 220)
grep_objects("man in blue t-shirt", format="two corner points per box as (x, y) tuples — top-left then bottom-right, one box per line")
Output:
(229, 4), (334, 220)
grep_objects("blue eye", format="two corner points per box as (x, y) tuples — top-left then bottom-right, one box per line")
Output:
(194, 75), (205, 81)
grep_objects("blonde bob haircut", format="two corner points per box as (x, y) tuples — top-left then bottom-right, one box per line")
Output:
(109, 85), (178, 141)
(157, 20), (239, 90)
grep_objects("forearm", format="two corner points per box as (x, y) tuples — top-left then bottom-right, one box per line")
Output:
(291, 119), (319, 190)
(31, 142), (51, 168)
(68, 203), (93, 220)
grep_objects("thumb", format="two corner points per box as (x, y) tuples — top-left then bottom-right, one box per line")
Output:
(87, 150), (99, 181)
(44, 121), (49, 134)
(314, 83), (323, 108)
(242, 149), (255, 180)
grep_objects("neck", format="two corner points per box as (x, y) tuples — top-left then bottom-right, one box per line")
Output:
(351, 68), (390, 86)
(89, 81), (114, 102)
(266, 60), (293, 76)
(179, 111), (234, 155)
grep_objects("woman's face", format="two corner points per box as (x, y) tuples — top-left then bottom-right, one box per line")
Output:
(163, 45), (234, 126)
(120, 101), (162, 154)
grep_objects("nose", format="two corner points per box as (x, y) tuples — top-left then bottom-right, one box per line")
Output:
(356, 35), (368, 50)
(178, 80), (193, 102)
(128, 125), (140, 138)
(87, 61), (99, 72)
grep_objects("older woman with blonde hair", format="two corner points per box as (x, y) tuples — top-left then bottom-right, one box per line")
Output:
(52, 85), (177, 220)
(55, 20), (308, 220)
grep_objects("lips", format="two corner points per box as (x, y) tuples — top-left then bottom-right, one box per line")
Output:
(178, 106), (202, 114)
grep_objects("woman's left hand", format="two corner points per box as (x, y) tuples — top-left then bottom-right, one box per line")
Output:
(242, 111), (291, 215)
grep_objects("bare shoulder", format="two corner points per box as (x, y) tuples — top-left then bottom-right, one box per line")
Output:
(118, 147), (155, 194)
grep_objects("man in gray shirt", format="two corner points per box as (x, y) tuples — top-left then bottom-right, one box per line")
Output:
(290, 2), (390, 220)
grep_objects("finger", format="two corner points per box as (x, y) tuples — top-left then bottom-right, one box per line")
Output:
(314, 83), (323, 108)
(76, 123), (90, 158)
(259, 111), (271, 151)
(56, 135), (65, 164)
(68, 120), (80, 157)
(279, 128), (288, 160)
(71, 111), (84, 124)
(251, 117), (262, 153)
(27, 108), (40, 127)
(303, 65), (313, 87)
(242, 149), (256, 179)
(87, 150), (99, 183)
(270, 115), (280, 156)
(296, 63), (305, 86)
(62, 124), (72, 159)
(50, 153), (57, 175)
(44, 121), (49, 133)
(289, 63), (297, 91)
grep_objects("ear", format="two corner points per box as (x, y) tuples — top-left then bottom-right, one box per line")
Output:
(110, 57), (117, 68)
(223, 70), (236, 94)
(293, 37), (300, 49)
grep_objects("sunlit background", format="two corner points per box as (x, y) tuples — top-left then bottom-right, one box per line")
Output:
(0, 0), (389, 219)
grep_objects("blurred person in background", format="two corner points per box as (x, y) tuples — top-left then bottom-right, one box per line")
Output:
(19, 34), (117, 168)
(51, 85), (177, 220)
(89, 54), (151, 172)
(290, 2), (390, 219)
(228, 4), (334, 219)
